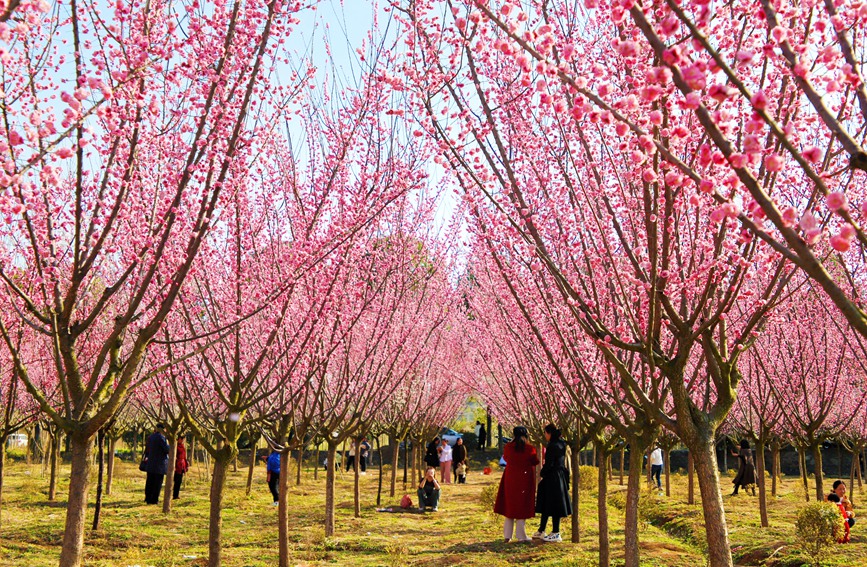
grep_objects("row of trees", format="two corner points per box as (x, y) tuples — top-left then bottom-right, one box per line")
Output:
(394, 1), (867, 567)
(0, 2), (467, 567)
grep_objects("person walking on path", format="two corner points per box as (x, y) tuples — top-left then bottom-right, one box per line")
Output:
(439, 438), (453, 483)
(533, 424), (572, 542)
(731, 439), (757, 496)
(266, 448), (281, 506)
(477, 421), (487, 451)
(494, 426), (539, 542)
(144, 423), (170, 505)
(172, 437), (190, 500)
(649, 444), (664, 490)
(417, 467), (441, 512)
(452, 438), (467, 484)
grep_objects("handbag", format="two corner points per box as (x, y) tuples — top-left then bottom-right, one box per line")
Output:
(139, 454), (148, 472)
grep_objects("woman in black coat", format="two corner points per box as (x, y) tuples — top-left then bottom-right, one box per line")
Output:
(533, 424), (572, 542)
(424, 437), (441, 469)
(731, 439), (757, 496)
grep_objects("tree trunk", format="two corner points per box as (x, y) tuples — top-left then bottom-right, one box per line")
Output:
(664, 448), (671, 497)
(402, 440), (408, 488)
(353, 440), (361, 519)
(798, 446), (809, 502)
(278, 448), (291, 567)
(0, 440), (6, 528)
(376, 437), (384, 507)
(771, 442), (779, 497)
(208, 456), (229, 567)
(106, 437), (117, 496)
(325, 443), (337, 536)
(850, 450), (857, 505)
(570, 440), (580, 543)
(756, 441), (769, 528)
(619, 445), (625, 486)
(486, 410), (492, 449)
(597, 445), (609, 567)
(687, 451), (695, 505)
(163, 434), (179, 514)
(92, 429), (106, 530)
(692, 436), (734, 567)
(58, 433), (94, 567)
(245, 441), (257, 496)
(48, 430), (59, 501)
(296, 447), (303, 486)
(624, 442), (644, 567)
(389, 435), (399, 498)
(812, 443), (824, 501)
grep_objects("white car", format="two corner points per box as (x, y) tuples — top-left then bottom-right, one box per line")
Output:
(439, 428), (463, 446)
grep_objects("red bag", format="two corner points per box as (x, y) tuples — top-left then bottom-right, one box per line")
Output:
(400, 494), (412, 509)
(483, 466), (492, 475)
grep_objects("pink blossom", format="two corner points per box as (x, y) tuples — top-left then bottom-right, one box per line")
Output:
(56, 147), (74, 159)
(839, 224), (857, 241)
(830, 234), (851, 252)
(799, 211), (818, 232)
(642, 169), (657, 183)
(826, 191), (847, 211)
(781, 206), (798, 226)
(802, 146), (822, 162)
(682, 65), (706, 90)
(751, 90), (768, 110)
(764, 154), (784, 172)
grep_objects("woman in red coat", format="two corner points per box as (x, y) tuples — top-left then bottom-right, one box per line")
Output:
(173, 437), (190, 500)
(494, 426), (539, 542)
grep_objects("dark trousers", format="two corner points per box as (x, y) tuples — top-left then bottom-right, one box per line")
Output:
(173, 473), (183, 500)
(144, 473), (165, 504)
(268, 474), (280, 502)
(457, 474), (466, 484)
(417, 487), (440, 509)
(539, 515), (561, 533)
(360, 456), (367, 472)
(651, 464), (662, 488)
(345, 455), (355, 472)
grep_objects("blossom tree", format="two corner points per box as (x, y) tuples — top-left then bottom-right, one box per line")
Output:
(0, 1), (307, 564)
(398, 3), (807, 566)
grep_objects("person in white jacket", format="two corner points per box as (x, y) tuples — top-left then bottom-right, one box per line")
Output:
(439, 438), (453, 484)
(649, 444), (663, 490)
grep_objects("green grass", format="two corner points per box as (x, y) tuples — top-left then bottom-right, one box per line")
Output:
(0, 459), (864, 566)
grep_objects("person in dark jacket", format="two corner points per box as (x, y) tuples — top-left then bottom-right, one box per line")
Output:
(144, 423), (170, 504)
(533, 424), (572, 542)
(452, 438), (468, 483)
(173, 437), (190, 500)
(424, 437), (441, 468)
(494, 426), (539, 542)
(266, 448), (281, 506)
(477, 421), (487, 451)
(731, 439), (757, 496)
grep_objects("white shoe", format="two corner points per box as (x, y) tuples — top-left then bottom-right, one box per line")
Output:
(271, 501), (279, 507)
(531, 531), (546, 540)
(543, 532), (562, 542)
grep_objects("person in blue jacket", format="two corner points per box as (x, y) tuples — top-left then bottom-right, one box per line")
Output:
(144, 423), (170, 504)
(266, 448), (281, 506)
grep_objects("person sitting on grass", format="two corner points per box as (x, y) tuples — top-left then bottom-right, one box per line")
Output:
(828, 493), (851, 543)
(417, 467), (441, 512)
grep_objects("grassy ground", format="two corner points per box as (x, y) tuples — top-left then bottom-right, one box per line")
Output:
(0, 457), (863, 566)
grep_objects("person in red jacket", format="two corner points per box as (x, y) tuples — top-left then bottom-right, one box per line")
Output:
(173, 437), (190, 500)
(494, 426), (539, 542)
